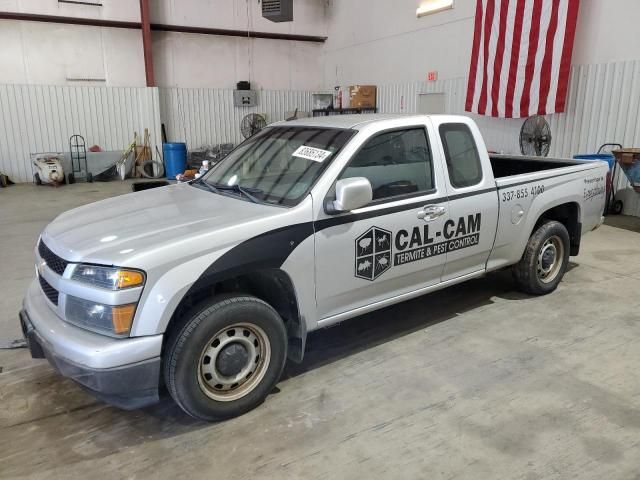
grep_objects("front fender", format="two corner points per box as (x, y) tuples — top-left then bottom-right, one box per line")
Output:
(129, 247), (231, 337)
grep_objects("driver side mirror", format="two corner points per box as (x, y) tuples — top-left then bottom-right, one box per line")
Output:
(327, 177), (373, 214)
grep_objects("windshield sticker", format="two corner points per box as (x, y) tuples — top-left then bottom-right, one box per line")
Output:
(292, 145), (332, 162)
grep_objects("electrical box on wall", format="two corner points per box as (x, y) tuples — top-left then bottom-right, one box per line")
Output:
(234, 90), (258, 107)
(262, 0), (293, 22)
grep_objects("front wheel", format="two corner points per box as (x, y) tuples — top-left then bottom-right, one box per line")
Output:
(513, 220), (570, 295)
(164, 295), (287, 421)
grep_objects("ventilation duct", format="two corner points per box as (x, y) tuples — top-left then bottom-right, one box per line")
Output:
(262, 0), (293, 22)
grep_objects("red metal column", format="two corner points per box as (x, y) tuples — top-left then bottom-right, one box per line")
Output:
(139, 0), (155, 87)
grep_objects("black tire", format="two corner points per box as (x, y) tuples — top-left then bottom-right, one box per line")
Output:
(164, 295), (287, 421)
(612, 199), (623, 215)
(34, 173), (42, 185)
(87, 172), (93, 183)
(513, 220), (570, 295)
(67, 173), (75, 184)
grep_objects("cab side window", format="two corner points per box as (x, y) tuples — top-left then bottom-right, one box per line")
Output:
(339, 128), (434, 201)
(439, 123), (483, 188)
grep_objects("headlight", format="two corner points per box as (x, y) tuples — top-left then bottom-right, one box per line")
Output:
(71, 265), (145, 290)
(66, 296), (137, 337)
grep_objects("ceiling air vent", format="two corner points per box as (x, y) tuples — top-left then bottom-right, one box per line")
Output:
(262, 0), (293, 22)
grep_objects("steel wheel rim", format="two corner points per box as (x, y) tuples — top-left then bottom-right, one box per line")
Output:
(537, 235), (564, 284)
(197, 323), (271, 402)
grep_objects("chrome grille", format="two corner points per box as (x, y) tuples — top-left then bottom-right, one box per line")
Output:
(38, 240), (68, 275)
(38, 274), (59, 305)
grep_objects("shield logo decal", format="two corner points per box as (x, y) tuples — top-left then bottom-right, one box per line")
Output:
(355, 227), (392, 281)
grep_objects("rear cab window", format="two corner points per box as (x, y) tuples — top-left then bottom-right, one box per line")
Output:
(439, 123), (483, 188)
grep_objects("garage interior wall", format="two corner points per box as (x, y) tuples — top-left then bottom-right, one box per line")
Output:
(0, 0), (329, 182)
(0, 0), (327, 88)
(1, 0), (640, 214)
(150, 0), (327, 90)
(0, 84), (162, 182)
(159, 88), (321, 148)
(375, 61), (640, 217)
(324, 0), (640, 216)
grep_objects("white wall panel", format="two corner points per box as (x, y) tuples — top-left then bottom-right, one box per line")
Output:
(323, 0), (476, 86)
(158, 87), (323, 147)
(152, 33), (325, 91)
(0, 0), (327, 89)
(323, 0), (640, 88)
(0, 84), (161, 183)
(0, 0), (140, 22)
(377, 77), (525, 154)
(151, 0), (327, 36)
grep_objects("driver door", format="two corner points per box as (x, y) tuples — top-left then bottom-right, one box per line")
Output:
(314, 125), (450, 321)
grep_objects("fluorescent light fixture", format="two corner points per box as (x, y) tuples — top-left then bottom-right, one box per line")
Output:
(417, 0), (454, 17)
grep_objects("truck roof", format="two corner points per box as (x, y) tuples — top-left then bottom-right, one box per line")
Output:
(271, 113), (437, 130)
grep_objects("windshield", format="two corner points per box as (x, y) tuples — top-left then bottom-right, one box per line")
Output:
(202, 126), (355, 206)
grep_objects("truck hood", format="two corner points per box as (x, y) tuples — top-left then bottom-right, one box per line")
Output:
(41, 183), (287, 265)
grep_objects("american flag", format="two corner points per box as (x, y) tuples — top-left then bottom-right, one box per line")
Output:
(465, 0), (580, 118)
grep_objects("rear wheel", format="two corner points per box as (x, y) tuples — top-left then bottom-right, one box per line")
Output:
(67, 173), (75, 184)
(612, 199), (623, 215)
(34, 173), (42, 185)
(164, 295), (287, 421)
(513, 220), (570, 295)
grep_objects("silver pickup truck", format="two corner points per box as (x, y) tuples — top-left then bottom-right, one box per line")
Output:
(20, 114), (608, 420)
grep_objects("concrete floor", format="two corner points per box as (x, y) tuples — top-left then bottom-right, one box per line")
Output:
(1, 182), (639, 479)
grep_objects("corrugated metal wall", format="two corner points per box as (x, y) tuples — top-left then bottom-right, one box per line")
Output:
(377, 77), (525, 155)
(0, 84), (161, 183)
(378, 59), (640, 156)
(0, 85), (320, 183)
(1, 60), (638, 216)
(377, 59), (640, 216)
(158, 88), (319, 148)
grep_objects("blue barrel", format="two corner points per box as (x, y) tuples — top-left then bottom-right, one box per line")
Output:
(163, 142), (187, 179)
(573, 154), (615, 170)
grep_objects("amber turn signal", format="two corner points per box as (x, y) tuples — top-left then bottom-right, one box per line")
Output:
(112, 304), (137, 335)
(116, 270), (145, 289)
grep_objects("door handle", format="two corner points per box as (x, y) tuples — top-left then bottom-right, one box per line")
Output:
(417, 205), (446, 221)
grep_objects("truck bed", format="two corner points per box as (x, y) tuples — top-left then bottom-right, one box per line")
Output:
(489, 154), (584, 179)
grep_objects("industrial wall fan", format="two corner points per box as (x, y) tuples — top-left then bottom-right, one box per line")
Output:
(240, 113), (267, 139)
(520, 115), (552, 157)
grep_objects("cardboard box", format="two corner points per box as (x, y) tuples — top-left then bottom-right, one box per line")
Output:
(613, 148), (640, 165)
(349, 85), (377, 108)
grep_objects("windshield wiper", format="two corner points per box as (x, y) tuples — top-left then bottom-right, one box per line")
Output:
(192, 178), (220, 194)
(210, 183), (264, 204)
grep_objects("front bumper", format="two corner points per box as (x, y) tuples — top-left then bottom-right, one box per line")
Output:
(21, 279), (163, 410)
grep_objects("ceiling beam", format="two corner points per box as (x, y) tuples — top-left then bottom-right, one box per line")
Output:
(0, 11), (140, 29)
(0, 11), (327, 43)
(139, 0), (155, 87)
(149, 23), (327, 42)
